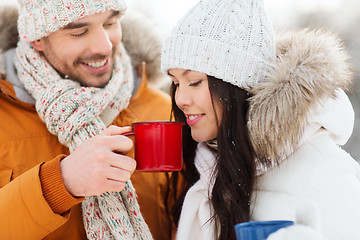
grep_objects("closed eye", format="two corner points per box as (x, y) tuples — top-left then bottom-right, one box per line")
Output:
(104, 23), (116, 27)
(189, 80), (202, 87)
(71, 30), (87, 37)
(104, 20), (117, 27)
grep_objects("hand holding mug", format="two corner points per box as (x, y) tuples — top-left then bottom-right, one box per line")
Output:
(60, 125), (136, 197)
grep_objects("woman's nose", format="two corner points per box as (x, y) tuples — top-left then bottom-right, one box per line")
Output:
(175, 86), (191, 108)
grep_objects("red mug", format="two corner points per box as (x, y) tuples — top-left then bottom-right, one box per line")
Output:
(124, 121), (184, 171)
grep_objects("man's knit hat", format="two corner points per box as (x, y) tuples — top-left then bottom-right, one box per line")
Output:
(161, 0), (276, 88)
(17, 0), (127, 42)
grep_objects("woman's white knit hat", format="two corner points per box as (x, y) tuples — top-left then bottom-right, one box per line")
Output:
(17, 0), (127, 42)
(161, 0), (276, 88)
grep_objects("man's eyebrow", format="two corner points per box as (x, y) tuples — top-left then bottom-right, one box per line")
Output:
(63, 22), (88, 30)
(63, 11), (121, 30)
(109, 11), (121, 19)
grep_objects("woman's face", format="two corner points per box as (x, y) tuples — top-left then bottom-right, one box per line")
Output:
(169, 68), (222, 143)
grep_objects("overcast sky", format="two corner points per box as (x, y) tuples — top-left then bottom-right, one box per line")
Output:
(2, 0), (351, 32)
(125, 0), (349, 33)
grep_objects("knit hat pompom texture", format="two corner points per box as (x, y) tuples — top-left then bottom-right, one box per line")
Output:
(161, 0), (276, 88)
(17, 0), (127, 42)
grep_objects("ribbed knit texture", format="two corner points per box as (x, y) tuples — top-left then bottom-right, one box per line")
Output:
(17, 0), (127, 42)
(161, 0), (276, 89)
(40, 155), (84, 214)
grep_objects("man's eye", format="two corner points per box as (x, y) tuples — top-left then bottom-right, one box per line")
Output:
(104, 20), (117, 27)
(71, 31), (87, 37)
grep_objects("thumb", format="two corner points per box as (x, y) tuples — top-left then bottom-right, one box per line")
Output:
(100, 125), (132, 136)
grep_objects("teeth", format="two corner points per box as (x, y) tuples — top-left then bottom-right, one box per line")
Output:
(85, 59), (107, 68)
(188, 114), (202, 120)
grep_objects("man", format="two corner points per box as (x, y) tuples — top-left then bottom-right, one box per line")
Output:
(0, 0), (172, 239)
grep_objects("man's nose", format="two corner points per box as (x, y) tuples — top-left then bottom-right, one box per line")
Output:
(89, 28), (112, 56)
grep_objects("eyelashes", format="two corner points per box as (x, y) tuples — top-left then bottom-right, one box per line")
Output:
(189, 80), (203, 87)
(172, 79), (204, 88)
(71, 31), (87, 37)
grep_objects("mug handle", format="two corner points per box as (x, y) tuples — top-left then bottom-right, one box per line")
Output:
(122, 132), (135, 136)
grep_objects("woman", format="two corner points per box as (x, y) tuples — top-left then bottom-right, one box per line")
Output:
(161, 0), (360, 239)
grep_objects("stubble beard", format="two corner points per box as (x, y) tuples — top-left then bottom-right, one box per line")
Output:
(42, 40), (118, 88)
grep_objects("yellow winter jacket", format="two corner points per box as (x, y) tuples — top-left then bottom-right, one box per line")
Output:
(0, 65), (173, 240)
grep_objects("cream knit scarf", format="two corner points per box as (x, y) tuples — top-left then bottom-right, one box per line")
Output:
(14, 40), (153, 240)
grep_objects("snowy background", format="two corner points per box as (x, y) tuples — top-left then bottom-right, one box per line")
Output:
(125, 0), (360, 160)
(2, 0), (360, 160)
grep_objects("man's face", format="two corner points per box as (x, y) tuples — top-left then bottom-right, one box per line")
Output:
(32, 10), (122, 88)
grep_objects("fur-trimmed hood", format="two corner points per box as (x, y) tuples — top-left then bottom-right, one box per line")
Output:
(0, 3), (166, 85)
(248, 29), (353, 164)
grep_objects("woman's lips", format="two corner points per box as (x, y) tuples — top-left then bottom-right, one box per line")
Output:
(186, 114), (205, 126)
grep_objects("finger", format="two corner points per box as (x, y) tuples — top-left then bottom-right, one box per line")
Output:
(106, 167), (132, 183)
(105, 180), (126, 192)
(100, 125), (132, 136)
(94, 134), (133, 153)
(105, 135), (134, 154)
(108, 154), (136, 173)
